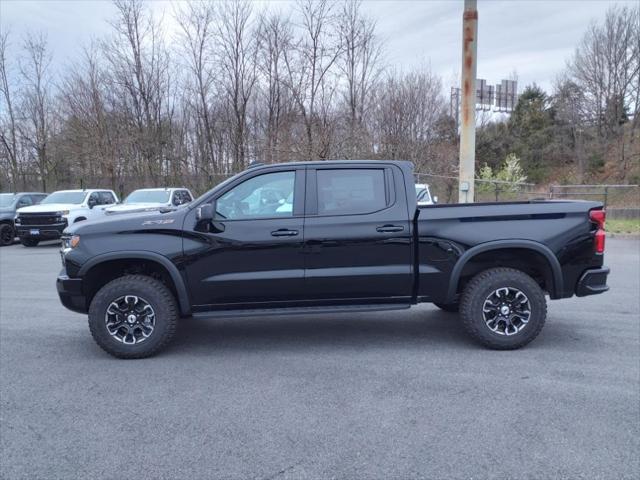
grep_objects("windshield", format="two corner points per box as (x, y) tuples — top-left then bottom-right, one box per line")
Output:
(0, 194), (16, 208)
(41, 191), (87, 205)
(124, 190), (170, 204)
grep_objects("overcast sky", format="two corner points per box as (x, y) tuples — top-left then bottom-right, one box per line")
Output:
(0, 0), (635, 93)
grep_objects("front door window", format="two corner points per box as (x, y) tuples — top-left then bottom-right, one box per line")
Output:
(216, 171), (295, 220)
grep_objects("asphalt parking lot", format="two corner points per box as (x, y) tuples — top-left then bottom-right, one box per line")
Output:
(1, 238), (638, 479)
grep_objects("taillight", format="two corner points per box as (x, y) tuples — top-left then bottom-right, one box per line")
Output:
(589, 209), (606, 254)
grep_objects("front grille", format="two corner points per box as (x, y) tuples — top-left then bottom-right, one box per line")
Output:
(18, 212), (62, 226)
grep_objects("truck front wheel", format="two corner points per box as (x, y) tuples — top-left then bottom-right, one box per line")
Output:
(20, 237), (40, 247)
(0, 223), (15, 246)
(88, 275), (178, 359)
(460, 268), (546, 350)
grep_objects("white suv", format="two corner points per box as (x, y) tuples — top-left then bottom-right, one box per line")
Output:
(15, 189), (119, 246)
(105, 188), (193, 215)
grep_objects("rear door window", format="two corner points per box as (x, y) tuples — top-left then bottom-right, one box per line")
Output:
(316, 169), (387, 215)
(100, 192), (116, 205)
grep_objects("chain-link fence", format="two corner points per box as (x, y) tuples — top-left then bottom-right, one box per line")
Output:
(4, 169), (639, 208)
(415, 173), (546, 204)
(415, 172), (639, 207)
(548, 185), (640, 208)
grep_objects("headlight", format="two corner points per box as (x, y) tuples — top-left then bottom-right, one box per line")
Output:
(62, 235), (80, 250)
(56, 210), (70, 216)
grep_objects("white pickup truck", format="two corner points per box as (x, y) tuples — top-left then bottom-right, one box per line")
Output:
(15, 189), (118, 246)
(415, 183), (437, 206)
(105, 188), (194, 215)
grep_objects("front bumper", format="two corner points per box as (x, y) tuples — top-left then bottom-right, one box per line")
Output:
(575, 266), (610, 297)
(17, 221), (67, 240)
(57, 271), (87, 313)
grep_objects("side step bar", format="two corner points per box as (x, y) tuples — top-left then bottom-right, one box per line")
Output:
(192, 303), (411, 320)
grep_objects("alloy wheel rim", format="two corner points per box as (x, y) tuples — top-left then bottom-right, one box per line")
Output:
(482, 287), (531, 336)
(105, 295), (156, 345)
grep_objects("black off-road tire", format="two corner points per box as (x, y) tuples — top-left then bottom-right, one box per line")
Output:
(0, 223), (15, 246)
(460, 268), (546, 350)
(20, 237), (40, 247)
(433, 302), (459, 313)
(88, 275), (178, 359)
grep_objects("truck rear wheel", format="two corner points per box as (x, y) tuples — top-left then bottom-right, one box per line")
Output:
(460, 268), (546, 350)
(88, 275), (178, 359)
(20, 237), (40, 247)
(0, 224), (15, 246)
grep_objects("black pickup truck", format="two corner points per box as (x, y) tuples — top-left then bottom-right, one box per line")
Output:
(57, 161), (609, 358)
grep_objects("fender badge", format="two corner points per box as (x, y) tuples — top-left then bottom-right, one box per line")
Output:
(142, 219), (175, 226)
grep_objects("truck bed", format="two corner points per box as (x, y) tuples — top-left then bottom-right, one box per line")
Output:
(414, 199), (604, 303)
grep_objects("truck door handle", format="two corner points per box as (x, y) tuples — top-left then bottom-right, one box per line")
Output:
(271, 229), (299, 237)
(376, 225), (404, 233)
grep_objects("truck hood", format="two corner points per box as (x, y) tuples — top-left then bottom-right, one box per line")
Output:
(16, 203), (80, 214)
(65, 208), (182, 236)
(106, 203), (167, 214)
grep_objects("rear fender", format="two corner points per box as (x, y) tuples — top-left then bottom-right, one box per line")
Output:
(446, 240), (563, 302)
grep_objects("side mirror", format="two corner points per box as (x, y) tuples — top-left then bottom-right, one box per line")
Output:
(432, 196), (439, 204)
(196, 203), (214, 222)
(88, 199), (97, 209)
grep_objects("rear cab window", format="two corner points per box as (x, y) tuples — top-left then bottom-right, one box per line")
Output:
(100, 192), (116, 205)
(316, 168), (389, 216)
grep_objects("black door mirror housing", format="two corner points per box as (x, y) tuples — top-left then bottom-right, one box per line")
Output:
(196, 203), (214, 221)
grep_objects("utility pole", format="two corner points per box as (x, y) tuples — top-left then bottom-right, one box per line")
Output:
(458, 0), (477, 203)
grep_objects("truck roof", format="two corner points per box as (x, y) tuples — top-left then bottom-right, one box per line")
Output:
(130, 187), (189, 192)
(51, 189), (114, 193)
(0, 192), (48, 195)
(249, 160), (414, 169)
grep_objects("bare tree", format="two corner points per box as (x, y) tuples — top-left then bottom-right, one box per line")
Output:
(255, 10), (295, 163)
(58, 45), (123, 188)
(174, 0), (219, 174)
(553, 76), (589, 181)
(283, 0), (343, 160)
(374, 69), (446, 165)
(569, 4), (639, 136)
(0, 32), (20, 190)
(338, 0), (383, 158)
(20, 32), (55, 191)
(216, 0), (258, 171)
(101, 0), (173, 184)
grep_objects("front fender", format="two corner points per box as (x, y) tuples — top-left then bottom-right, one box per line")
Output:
(77, 250), (191, 316)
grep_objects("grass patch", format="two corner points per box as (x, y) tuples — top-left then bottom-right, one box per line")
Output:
(607, 218), (640, 234)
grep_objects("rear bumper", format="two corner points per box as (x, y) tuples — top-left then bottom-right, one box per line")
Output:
(575, 266), (610, 297)
(57, 272), (87, 313)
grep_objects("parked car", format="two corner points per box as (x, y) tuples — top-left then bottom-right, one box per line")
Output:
(415, 183), (437, 206)
(57, 161), (609, 358)
(15, 189), (118, 247)
(105, 188), (193, 215)
(0, 192), (48, 246)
